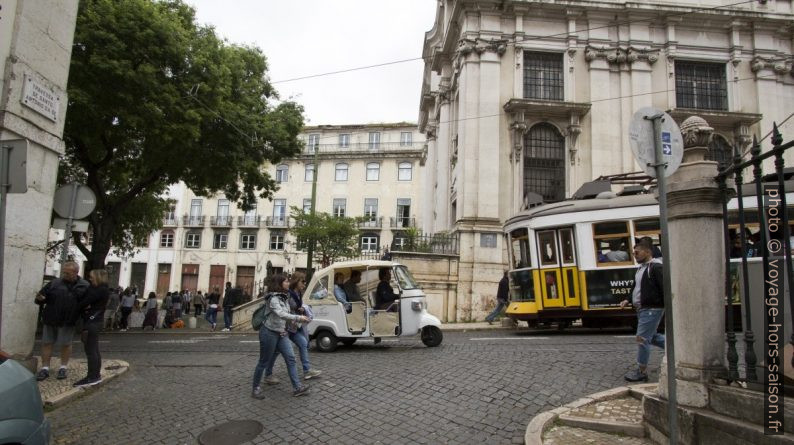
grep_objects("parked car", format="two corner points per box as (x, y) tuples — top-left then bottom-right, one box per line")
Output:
(0, 351), (50, 445)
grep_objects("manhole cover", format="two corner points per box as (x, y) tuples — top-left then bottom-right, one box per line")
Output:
(198, 420), (263, 445)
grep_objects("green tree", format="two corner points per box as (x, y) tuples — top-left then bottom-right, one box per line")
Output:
(61, 0), (304, 270)
(289, 207), (360, 268)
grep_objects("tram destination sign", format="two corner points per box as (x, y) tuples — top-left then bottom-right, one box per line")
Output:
(628, 107), (683, 178)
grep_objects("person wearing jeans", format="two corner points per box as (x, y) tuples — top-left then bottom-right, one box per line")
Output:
(205, 287), (221, 330)
(74, 269), (110, 387)
(620, 239), (665, 382)
(251, 274), (310, 399)
(485, 271), (510, 324)
(221, 282), (241, 331)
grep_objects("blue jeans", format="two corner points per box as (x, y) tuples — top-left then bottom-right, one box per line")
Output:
(485, 300), (507, 322)
(205, 307), (218, 325)
(223, 307), (233, 329)
(267, 330), (311, 375)
(253, 329), (301, 390)
(636, 308), (665, 367)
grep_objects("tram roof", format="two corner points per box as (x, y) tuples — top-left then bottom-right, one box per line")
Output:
(505, 193), (658, 226)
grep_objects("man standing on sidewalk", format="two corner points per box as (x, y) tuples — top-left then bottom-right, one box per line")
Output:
(485, 271), (510, 325)
(221, 282), (242, 331)
(620, 239), (665, 382)
(34, 261), (89, 381)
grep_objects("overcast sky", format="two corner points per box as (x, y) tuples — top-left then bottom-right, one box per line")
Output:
(183, 0), (438, 126)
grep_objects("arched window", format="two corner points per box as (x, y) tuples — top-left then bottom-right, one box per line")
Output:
(366, 162), (380, 181)
(707, 134), (733, 168)
(275, 164), (289, 183)
(335, 163), (348, 181)
(523, 123), (565, 203)
(304, 163), (315, 182)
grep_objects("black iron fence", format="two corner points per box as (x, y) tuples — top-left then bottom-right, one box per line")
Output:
(716, 123), (794, 384)
(391, 232), (459, 255)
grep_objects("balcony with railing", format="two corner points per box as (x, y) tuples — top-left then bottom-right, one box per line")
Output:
(182, 215), (205, 227)
(358, 216), (383, 229)
(390, 217), (416, 229)
(264, 216), (290, 228)
(162, 217), (178, 226)
(304, 141), (424, 155)
(210, 216), (233, 227)
(237, 215), (261, 228)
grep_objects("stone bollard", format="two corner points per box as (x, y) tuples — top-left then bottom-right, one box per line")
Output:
(657, 115), (727, 408)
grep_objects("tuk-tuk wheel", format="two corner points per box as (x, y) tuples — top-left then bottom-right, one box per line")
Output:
(421, 326), (443, 347)
(316, 330), (338, 353)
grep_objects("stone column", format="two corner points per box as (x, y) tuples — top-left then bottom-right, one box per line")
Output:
(658, 116), (727, 407)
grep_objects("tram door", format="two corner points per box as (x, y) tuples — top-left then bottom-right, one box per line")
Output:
(535, 228), (581, 308)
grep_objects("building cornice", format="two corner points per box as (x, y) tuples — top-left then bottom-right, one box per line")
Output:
(504, 99), (591, 118)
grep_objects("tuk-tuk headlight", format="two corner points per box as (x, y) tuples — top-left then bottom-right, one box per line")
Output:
(411, 301), (423, 312)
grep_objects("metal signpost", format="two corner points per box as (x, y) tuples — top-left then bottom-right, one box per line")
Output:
(52, 183), (96, 266)
(0, 139), (29, 347)
(628, 107), (684, 445)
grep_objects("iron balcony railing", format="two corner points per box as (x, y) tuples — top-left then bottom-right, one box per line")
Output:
(304, 141), (424, 155)
(391, 232), (459, 255)
(390, 217), (416, 229)
(162, 217), (177, 226)
(210, 216), (233, 227)
(264, 216), (290, 228)
(358, 216), (383, 229)
(182, 215), (205, 227)
(237, 215), (261, 227)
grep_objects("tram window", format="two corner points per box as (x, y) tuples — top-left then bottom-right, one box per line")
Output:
(537, 231), (558, 266)
(509, 270), (534, 302)
(559, 228), (576, 264)
(633, 219), (662, 259)
(593, 222), (633, 265)
(510, 228), (531, 268)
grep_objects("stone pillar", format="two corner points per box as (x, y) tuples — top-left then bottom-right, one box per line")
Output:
(658, 116), (727, 407)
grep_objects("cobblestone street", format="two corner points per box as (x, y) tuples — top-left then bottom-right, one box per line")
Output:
(42, 328), (655, 444)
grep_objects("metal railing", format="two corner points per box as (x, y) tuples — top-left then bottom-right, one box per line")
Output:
(391, 232), (459, 255)
(716, 123), (794, 384)
(358, 216), (383, 229)
(264, 216), (290, 228)
(304, 141), (424, 155)
(210, 216), (233, 227)
(162, 217), (177, 226)
(390, 217), (416, 229)
(182, 215), (205, 227)
(237, 215), (261, 227)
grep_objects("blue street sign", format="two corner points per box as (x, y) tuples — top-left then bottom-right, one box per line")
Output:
(661, 131), (672, 156)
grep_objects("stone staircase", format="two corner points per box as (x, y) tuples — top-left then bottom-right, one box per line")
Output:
(643, 384), (794, 444)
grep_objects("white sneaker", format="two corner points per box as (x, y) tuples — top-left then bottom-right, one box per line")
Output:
(263, 375), (280, 385)
(221, 328), (230, 332)
(304, 369), (322, 380)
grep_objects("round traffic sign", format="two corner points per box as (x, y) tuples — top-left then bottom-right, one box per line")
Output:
(628, 107), (684, 178)
(53, 183), (96, 219)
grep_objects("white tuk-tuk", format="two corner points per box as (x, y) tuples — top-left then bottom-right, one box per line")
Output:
(304, 260), (443, 352)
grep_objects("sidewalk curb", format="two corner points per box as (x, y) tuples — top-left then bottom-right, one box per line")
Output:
(43, 360), (130, 409)
(524, 384), (654, 445)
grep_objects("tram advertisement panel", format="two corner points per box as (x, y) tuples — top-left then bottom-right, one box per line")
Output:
(585, 269), (636, 308)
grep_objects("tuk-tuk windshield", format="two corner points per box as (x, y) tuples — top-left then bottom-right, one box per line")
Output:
(393, 266), (419, 290)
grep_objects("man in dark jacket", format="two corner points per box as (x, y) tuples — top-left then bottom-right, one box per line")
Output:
(34, 261), (89, 381)
(485, 271), (510, 324)
(620, 239), (665, 382)
(221, 282), (242, 331)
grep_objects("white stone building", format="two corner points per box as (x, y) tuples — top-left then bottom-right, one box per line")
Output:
(56, 123), (425, 297)
(1, 0), (79, 358)
(419, 0), (794, 314)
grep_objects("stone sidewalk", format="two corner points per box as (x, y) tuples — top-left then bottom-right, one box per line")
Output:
(526, 384), (659, 445)
(35, 357), (129, 407)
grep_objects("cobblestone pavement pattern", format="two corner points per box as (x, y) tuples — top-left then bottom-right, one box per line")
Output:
(543, 425), (656, 444)
(566, 396), (643, 423)
(41, 329), (656, 444)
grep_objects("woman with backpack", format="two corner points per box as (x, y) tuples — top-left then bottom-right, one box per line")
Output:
(261, 272), (321, 385)
(251, 274), (310, 399)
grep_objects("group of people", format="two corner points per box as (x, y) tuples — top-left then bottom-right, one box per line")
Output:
(328, 269), (399, 312)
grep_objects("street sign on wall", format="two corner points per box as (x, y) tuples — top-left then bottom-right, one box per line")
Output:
(628, 107), (684, 178)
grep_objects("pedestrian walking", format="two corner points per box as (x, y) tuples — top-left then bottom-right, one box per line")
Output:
(142, 292), (159, 330)
(170, 290), (182, 319)
(205, 287), (221, 331)
(74, 268), (110, 387)
(221, 282), (242, 331)
(485, 271), (510, 324)
(251, 274), (311, 399)
(192, 290), (205, 316)
(620, 238), (665, 382)
(119, 288), (136, 331)
(34, 261), (89, 381)
(182, 289), (192, 315)
(262, 272), (321, 385)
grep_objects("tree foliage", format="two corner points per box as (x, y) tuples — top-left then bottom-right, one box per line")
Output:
(61, 0), (304, 269)
(288, 207), (360, 268)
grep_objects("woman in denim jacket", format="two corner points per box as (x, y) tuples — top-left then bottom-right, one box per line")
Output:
(252, 274), (310, 399)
